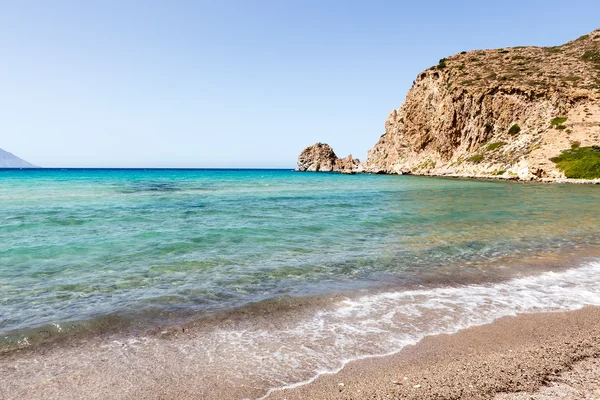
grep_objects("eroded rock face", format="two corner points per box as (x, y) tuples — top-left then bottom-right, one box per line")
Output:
(334, 154), (361, 173)
(296, 143), (337, 172)
(363, 29), (600, 180)
(296, 143), (360, 173)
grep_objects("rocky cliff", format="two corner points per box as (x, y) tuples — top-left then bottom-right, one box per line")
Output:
(363, 29), (600, 180)
(296, 143), (359, 173)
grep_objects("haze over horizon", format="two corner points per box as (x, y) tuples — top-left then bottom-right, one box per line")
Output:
(2, 0), (599, 168)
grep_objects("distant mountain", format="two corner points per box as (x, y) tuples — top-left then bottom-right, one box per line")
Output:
(0, 148), (38, 168)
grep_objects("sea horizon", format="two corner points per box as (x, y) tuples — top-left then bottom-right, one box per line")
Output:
(0, 167), (297, 171)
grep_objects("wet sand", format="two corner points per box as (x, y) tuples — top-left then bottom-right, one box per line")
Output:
(1, 307), (599, 400)
(269, 306), (600, 400)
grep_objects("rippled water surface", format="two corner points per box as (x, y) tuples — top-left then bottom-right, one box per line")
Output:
(1, 169), (600, 337)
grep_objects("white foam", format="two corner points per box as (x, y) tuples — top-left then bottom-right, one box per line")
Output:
(249, 261), (600, 398)
(10, 261), (599, 400)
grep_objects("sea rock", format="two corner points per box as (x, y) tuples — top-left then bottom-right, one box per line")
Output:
(296, 143), (360, 173)
(296, 142), (337, 172)
(335, 154), (360, 173)
(363, 29), (600, 180)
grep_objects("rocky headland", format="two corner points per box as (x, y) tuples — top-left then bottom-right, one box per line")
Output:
(298, 29), (600, 182)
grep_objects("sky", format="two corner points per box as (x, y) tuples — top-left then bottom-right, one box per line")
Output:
(1, 1), (599, 168)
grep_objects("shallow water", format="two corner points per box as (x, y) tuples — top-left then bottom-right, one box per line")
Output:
(2, 261), (600, 400)
(1, 169), (600, 339)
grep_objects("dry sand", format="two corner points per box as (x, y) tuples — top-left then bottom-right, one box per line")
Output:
(496, 357), (600, 400)
(269, 306), (600, 400)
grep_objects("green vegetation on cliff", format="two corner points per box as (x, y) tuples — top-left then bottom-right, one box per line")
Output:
(551, 145), (600, 179)
(486, 141), (505, 151)
(508, 124), (521, 135)
(550, 116), (568, 127)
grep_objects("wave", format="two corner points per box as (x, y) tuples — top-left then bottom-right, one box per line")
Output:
(248, 260), (600, 397)
(3, 261), (600, 400)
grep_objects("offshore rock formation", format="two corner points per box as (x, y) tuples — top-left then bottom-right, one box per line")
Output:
(364, 29), (600, 180)
(296, 143), (336, 172)
(296, 143), (359, 173)
(334, 154), (361, 173)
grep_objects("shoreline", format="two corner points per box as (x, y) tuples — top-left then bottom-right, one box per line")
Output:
(423, 172), (600, 184)
(268, 306), (600, 399)
(319, 169), (600, 184)
(4, 244), (600, 356)
(2, 261), (600, 400)
(4, 306), (598, 399)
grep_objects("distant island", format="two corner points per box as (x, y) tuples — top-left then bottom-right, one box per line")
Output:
(298, 29), (600, 182)
(0, 148), (38, 168)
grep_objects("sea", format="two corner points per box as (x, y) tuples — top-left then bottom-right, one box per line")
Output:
(1, 168), (600, 398)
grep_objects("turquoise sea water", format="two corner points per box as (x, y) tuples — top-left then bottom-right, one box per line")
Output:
(1, 169), (600, 340)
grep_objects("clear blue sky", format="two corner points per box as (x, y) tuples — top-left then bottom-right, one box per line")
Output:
(1, 1), (598, 168)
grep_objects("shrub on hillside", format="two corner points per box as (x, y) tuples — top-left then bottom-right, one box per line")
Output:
(508, 124), (521, 135)
(550, 116), (568, 127)
(551, 146), (600, 179)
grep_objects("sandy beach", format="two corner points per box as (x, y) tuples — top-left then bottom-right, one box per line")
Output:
(1, 306), (598, 399)
(269, 306), (600, 400)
